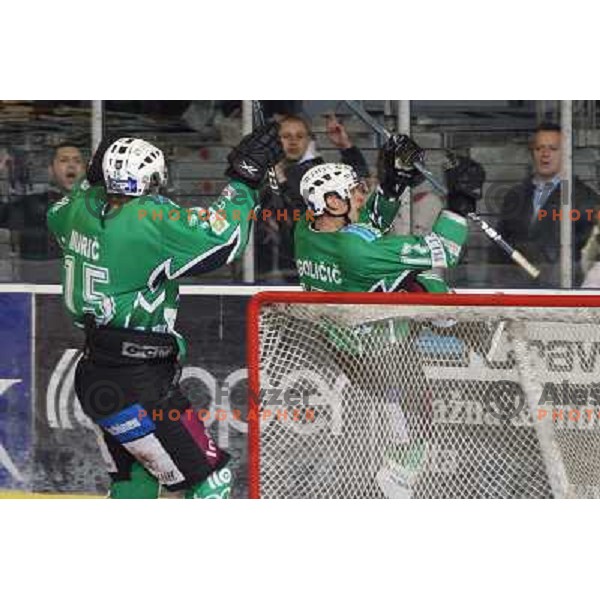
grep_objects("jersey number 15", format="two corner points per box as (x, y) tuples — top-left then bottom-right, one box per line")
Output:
(64, 256), (115, 324)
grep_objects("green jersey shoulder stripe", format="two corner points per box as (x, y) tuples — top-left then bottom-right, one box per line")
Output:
(341, 224), (380, 242)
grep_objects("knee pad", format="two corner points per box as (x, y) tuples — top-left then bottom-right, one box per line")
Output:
(109, 462), (160, 499)
(185, 467), (233, 499)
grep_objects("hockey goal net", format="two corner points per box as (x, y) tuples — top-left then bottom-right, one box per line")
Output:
(247, 292), (600, 499)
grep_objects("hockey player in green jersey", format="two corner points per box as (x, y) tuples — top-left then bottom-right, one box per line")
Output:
(47, 124), (283, 499)
(295, 134), (473, 293)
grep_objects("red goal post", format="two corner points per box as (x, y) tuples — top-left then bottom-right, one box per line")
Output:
(247, 292), (600, 499)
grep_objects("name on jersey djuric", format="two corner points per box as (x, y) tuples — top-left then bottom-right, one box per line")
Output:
(296, 259), (342, 285)
(68, 230), (100, 261)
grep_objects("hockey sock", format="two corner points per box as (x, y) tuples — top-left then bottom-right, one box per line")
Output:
(385, 440), (429, 470)
(377, 441), (429, 499)
(184, 467), (233, 499)
(109, 462), (160, 499)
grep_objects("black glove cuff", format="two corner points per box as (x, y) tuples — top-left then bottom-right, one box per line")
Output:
(380, 179), (408, 199)
(225, 164), (263, 190)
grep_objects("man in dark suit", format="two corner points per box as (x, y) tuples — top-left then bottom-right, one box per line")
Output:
(491, 123), (599, 287)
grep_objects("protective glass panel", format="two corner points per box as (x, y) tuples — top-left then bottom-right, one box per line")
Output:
(0, 101), (91, 283)
(574, 101), (600, 290)
(258, 100), (586, 290)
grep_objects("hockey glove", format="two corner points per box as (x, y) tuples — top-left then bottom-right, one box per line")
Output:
(444, 153), (486, 217)
(225, 121), (284, 189)
(377, 134), (425, 198)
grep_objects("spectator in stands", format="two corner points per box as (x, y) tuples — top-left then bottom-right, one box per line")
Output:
(8, 142), (85, 280)
(490, 123), (599, 287)
(256, 113), (369, 283)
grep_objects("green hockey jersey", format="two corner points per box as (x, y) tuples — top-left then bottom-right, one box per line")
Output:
(293, 189), (469, 354)
(294, 188), (468, 293)
(47, 179), (258, 357)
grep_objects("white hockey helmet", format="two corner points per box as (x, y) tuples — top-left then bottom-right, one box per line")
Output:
(102, 137), (167, 196)
(300, 163), (361, 216)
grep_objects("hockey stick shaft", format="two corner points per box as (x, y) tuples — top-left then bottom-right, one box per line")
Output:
(344, 100), (540, 279)
(252, 101), (281, 196)
(345, 100), (391, 141)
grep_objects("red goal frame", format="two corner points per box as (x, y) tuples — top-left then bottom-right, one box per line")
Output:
(246, 291), (600, 498)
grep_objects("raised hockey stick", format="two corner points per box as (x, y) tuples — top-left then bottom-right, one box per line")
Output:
(344, 100), (540, 280)
(252, 100), (281, 197)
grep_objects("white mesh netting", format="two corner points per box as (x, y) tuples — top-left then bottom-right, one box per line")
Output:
(251, 301), (600, 498)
